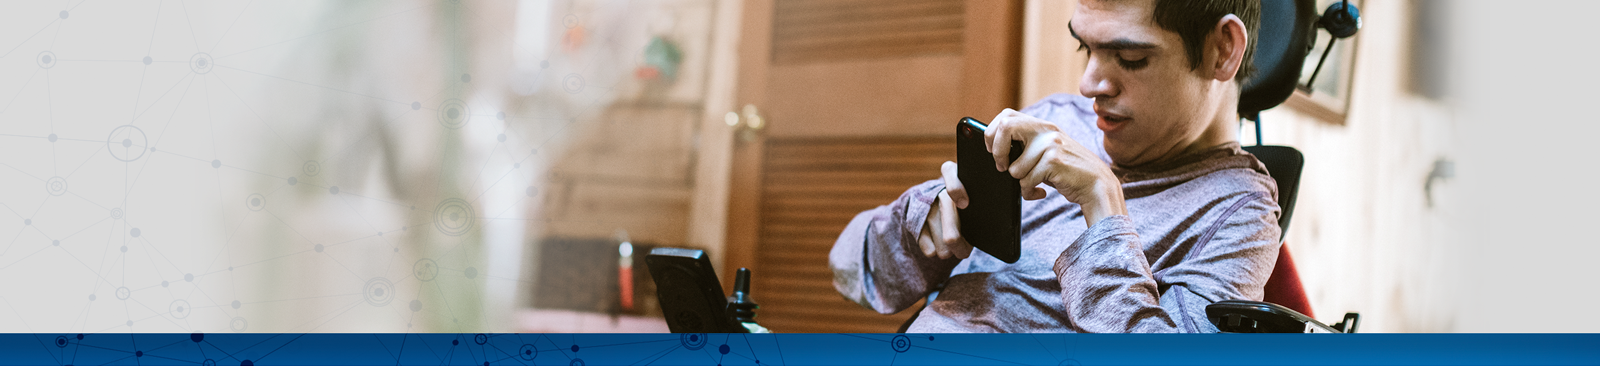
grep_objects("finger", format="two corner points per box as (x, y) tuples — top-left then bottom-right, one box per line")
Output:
(951, 238), (973, 259)
(1022, 183), (1049, 200)
(1008, 131), (1057, 180)
(939, 190), (963, 258)
(991, 108), (1020, 122)
(988, 117), (1013, 172)
(991, 110), (1042, 172)
(940, 161), (968, 209)
(920, 204), (940, 258)
(1020, 149), (1058, 200)
(983, 109), (1016, 155)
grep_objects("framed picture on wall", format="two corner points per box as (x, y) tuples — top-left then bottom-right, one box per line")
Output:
(1284, 0), (1362, 124)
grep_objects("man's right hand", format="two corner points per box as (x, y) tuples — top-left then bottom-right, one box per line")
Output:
(919, 161), (974, 259)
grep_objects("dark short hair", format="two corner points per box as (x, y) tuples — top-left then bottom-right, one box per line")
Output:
(1152, 0), (1260, 82)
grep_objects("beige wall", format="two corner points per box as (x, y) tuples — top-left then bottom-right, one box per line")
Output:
(1258, 0), (1459, 332)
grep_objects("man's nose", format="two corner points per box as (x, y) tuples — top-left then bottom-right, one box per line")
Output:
(1078, 59), (1117, 99)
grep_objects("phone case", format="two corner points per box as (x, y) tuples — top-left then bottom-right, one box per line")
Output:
(956, 117), (1023, 264)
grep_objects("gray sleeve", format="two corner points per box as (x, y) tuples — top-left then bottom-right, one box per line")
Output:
(830, 179), (963, 314)
(1051, 194), (1280, 333)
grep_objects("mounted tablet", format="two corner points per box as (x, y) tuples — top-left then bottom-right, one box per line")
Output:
(645, 248), (749, 333)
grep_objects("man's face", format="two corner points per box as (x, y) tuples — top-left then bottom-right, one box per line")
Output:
(1072, 0), (1222, 167)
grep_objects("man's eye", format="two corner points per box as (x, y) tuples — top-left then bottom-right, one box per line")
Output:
(1117, 56), (1148, 70)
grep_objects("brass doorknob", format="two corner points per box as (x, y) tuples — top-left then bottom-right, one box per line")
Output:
(730, 104), (765, 142)
(741, 104), (764, 131)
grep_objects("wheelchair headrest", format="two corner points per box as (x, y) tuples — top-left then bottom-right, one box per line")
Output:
(1238, 0), (1318, 120)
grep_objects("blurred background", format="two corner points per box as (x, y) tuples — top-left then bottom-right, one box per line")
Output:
(0, 0), (1593, 334)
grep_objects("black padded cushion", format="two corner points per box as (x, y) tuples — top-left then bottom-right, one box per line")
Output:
(1242, 145), (1302, 240)
(1238, 0), (1319, 119)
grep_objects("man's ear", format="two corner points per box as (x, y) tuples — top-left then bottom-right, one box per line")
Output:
(1210, 14), (1249, 82)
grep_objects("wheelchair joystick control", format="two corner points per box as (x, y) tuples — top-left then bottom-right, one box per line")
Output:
(726, 268), (769, 333)
(1331, 312), (1361, 333)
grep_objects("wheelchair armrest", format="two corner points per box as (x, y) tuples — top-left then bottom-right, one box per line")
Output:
(1207, 300), (1354, 333)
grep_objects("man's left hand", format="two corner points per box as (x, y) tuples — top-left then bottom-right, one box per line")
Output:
(985, 109), (1129, 227)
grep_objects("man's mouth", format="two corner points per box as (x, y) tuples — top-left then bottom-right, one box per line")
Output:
(1096, 111), (1131, 133)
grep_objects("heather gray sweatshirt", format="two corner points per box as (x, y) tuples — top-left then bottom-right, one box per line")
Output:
(829, 93), (1282, 333)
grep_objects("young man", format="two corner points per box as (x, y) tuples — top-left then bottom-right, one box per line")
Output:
(829, 0), (1279, 332)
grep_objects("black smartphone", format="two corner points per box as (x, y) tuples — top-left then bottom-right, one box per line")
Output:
(956, 117), (1023, 263)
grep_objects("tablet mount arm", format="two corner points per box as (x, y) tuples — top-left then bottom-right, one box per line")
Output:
(1299, 0), (1362, 95)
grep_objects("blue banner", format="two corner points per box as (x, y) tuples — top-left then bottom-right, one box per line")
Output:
(2, 333), (1597, 365)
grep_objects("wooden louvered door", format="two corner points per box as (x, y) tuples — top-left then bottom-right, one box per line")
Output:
(755, 138), (954, 332)
(723, 0), (1021, 333)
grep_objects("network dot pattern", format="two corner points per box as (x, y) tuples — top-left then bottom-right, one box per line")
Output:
(0, 0), (601, 337)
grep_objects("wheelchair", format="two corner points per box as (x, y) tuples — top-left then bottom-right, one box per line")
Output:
(1212, 0), (1363, 333)
(646, 0), (1363, 334)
